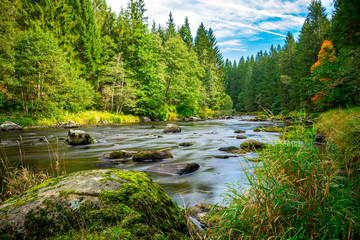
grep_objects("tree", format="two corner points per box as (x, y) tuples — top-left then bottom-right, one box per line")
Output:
(291, 0), (330, 110)
(165, 12), (176, 40)
(11, 28), (93, 116)
(179, 17), (193, 49)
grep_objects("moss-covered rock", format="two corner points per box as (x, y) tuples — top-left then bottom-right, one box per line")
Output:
(253, 128), (262, 132)
(235, 135), (247, 139)
(132, 150), (173, 162)
(262, 127), (282, 132)
(240, 140), (266, 151)
(0, 170), (187, 239)
(109, 151), (128, 159)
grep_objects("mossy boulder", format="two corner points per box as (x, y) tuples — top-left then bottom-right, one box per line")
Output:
(253, 128), (262, 132)
(218, 146), (238, 152)
(109, 151), (129, 159)
(240, 140), (266, 151)
(0, 169), (187, 239)
(262, 126), (282, 132)
(163, 124), (181, 133)
(66, 130), (94, 145)
(133, 151), (173, 162)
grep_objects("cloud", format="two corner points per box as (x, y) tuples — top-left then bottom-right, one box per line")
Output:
(105, 0), (334, 60)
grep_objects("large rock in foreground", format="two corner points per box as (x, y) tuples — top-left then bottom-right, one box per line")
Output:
(163, 124), (181, 133)
(0, 121), (23, 131)
(240, 139), (266, 151)
(145, 162), (200, 176)
(0, 170), (187, 239)
(66, 130), (94, 145)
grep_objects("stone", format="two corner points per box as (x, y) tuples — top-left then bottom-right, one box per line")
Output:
(215, 155), (240, 159)
(0, 121), (23, 131)
(145, 162), (200, 176)
(253, 128), (262, 132)
(234, 130), (246, 133)
(189, 203), (225, 229)
(179, 142), (193, 147)
(240, 140), (266, 150)
(218, 146), (238, 152)
(0, 170), (187, 239)
(188, 116), (202, 121)
(66, 130), (94, 145)
(235, 135), (247, 139)
(132, 150), (173, 162)
(142, 117), (151, 122)
(163, 124), (181, 133)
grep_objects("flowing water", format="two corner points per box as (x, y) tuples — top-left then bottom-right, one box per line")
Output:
(0, 116), (283, 206)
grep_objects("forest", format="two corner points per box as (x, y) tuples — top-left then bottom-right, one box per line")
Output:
(0, 0), (227, 121)
(1, 0), (359, 121)
(225, 0), (360, 114)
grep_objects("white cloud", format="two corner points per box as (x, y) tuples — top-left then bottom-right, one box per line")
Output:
(105, 0), (334, 60)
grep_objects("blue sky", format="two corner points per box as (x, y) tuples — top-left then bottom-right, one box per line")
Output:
(105, 0), (334, 62)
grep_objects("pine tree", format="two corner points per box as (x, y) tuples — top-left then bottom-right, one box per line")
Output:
(179, 17), (193, 49)
(165, 12), (176, 39)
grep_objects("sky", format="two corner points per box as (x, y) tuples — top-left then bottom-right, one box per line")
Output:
(105, 0), (334, 62)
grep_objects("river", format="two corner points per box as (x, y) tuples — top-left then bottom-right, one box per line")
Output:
(0, 116), (282, 206)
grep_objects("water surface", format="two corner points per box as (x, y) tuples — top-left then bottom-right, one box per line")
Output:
(1, 116), (282, 206)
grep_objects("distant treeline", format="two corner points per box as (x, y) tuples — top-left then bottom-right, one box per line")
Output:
(0, 0), (228, 120)
(225, 0), (360, 114)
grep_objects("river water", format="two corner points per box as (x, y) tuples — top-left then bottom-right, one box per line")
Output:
(0, 116), (282, 206)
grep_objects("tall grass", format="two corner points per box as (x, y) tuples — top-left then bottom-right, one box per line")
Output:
(0, 138), (65, 203)
(210, 112), (360, 239)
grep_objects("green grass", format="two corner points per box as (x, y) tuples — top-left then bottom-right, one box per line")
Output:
(208, 110), (360, 239)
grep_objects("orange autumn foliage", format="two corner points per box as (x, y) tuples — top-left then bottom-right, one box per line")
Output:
(311, 40), (336, 104)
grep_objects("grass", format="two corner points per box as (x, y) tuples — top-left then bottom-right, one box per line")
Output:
(207, 109), (360, 239)
(0, 139), (65, 204)
(0, 111), (141, 127)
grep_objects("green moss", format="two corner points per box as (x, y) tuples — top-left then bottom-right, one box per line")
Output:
(133, 151), (153, 160)
(109, 151), (128, 159)
(262, 127), (282, 132)
(253, 128), (262, 132)
(59, 190), (76, 198)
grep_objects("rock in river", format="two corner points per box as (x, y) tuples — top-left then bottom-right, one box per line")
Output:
(163, 124), (181, 133)
(133, 150), (173, 162)
(240, 139), (266, 151)
(179, 142), (193, 147)
(145, 162), (200, 176)
(234, 130), (245, 133)
(0, 169), (187, 239)
(235, 135), (247, 139)
(0, 121), (23, 131)
(66, 130), (94, 145)
(218, 146), (238, 152)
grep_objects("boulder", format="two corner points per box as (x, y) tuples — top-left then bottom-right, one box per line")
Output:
(215, 155), (240, 159)
(145, 162), (200, 176)
(218, 146), (238, 152)
(188, 116), (202, 121)
(163, 124), (181, 133)
(142, 117), (151, 122)
(66, 130), (94, 145)
(240, 140), (266, 151)
(133, 150), (173, 162)
(235, 135), (247, 139)
(253, 128), (262, 132)
(262, 126), (282, 132)
(0, 121), (23, 131)
(234, 130), (246, 133)
(179, 142), (193, 147)
(0, 170), (187, 239)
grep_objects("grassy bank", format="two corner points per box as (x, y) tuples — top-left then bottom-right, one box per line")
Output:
(0, 111), (141, 127)
(207, 108), (360, 239)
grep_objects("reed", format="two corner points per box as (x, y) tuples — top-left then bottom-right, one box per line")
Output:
(0, 138), (65, 203)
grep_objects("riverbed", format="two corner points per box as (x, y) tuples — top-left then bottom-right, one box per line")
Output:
(0, 116), (283, 206)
